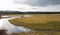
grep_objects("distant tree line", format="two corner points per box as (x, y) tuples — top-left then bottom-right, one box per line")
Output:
(0, 11), (60, 14)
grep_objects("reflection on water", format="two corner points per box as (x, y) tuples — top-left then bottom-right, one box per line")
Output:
(0, 16), (31, 34)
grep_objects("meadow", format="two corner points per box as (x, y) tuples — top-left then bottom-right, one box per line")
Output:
(10, 32), (60, 35)
(9, 14), (60, 35)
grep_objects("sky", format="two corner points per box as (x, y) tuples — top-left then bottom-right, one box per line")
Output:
(0, 0), (60, 12)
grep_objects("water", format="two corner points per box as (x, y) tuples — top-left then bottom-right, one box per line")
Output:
(0, 16), (31, 34)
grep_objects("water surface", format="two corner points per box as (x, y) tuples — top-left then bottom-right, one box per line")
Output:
(0, 16), (31, 34)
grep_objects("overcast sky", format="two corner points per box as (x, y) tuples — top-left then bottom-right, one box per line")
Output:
(0, 0), (60, 12)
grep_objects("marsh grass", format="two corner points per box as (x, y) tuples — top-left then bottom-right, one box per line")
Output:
(9, 14), (60, 35)
(9, 14), (60, 31)
(10, 32), (60, 35)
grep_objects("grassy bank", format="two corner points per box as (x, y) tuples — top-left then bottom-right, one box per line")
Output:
(4, 14), (23, 16)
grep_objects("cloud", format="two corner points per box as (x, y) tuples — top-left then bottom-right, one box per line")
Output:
(20, 0), (60, 6)
(15, 4), (60, 12)
(0, 0), (60, 12)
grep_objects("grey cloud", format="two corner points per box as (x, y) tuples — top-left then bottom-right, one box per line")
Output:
(24, 0), (60, 6)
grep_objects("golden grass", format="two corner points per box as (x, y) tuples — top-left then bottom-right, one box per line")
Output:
(10, 14), (60, 23)
(9, 14), (60, 31)
(10, 32), (60, 35)
(9, 14), (60, 35)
